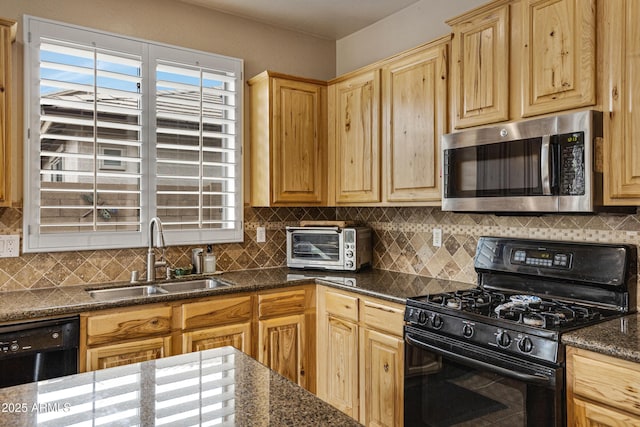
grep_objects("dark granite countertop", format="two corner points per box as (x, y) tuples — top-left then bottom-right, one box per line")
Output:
(0, 267), (473, 323)
(562, 313), (640, 363)
(0, 345), (362, 426)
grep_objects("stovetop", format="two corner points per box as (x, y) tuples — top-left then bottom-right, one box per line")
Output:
(407, 287), (615, 332)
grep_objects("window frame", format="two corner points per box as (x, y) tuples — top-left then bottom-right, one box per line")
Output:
(23, 16), (244, 253)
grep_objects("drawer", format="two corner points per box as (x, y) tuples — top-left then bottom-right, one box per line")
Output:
(324, 290), (358, 322)
(361, 299), (404, 336)
(570, 349), (640, 417)
(86, 305), (172, 346)
(258, 289), (306, 319)
(182, 295), (252, 330)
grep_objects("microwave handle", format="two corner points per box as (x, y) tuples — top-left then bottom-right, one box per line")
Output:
(541, 135), (552, 195)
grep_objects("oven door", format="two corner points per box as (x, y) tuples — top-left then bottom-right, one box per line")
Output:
(404, 326), (563, 427)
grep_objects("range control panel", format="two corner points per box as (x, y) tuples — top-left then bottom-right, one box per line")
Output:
(510, 248), (573, 269)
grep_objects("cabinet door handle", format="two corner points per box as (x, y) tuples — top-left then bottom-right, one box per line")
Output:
(383, 362), (389, 372)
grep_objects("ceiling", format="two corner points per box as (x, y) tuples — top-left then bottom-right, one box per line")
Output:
(178, 0), (425, 40)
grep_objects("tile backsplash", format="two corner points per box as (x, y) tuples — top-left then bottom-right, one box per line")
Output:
(1, 206), (640, 296)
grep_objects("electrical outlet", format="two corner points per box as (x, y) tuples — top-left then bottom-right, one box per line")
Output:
(0, 235), (20, 258)
(256, 226), (266, 243)
(433, 228), (442, 248)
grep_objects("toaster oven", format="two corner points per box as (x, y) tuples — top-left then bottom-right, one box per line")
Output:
(285, 226), (372, 271)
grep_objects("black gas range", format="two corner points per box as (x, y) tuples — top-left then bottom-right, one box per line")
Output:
(403, 236), (636, 426)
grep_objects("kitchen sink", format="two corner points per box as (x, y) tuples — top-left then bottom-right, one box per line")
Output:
(158, 278), (232, 293)
(88, 285), (168, 300)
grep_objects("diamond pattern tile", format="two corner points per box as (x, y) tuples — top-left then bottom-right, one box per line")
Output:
(1, 206), (640, 292)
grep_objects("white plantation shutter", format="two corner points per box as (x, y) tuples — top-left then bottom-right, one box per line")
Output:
(24, 17), (243, 252)
(151, 46), (243, 245)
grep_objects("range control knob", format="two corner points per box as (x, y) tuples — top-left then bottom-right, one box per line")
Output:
(417, 311), (428, 325)
(518, 337), (534, 353)
(9, 343), (19, 352)
(462, 324), (474, 338)
(496, 331), (511, 347)
(345, 250), (354, 258)
(431, 314), (444, 330)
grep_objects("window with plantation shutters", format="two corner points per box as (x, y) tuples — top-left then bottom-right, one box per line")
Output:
(24, 17), (243, 252)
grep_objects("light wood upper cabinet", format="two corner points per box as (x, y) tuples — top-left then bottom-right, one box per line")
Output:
(249, 71), (327, 206)
(520, 0), (596, 117)
(0, 18), (16, 206)
(382, 41), (448, 203)
(602, 0), (640, 204)
(566, 346), (640, 425)
(448, 2), (510, 128)
(332, 69), (382, 204)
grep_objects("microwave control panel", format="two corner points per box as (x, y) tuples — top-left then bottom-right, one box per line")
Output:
(557, 131), (585, 196)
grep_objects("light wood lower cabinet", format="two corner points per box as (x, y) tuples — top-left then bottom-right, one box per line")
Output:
(317, 286), (404, 427)
(566, 346), (640, 426)
(256, 287), (315, 393)
(182, 323), (251, 353)
(86, 336), (172, 371)
(258, 313), (305, 384)
(180, 294), (253, 354)
(81, 305), (173, 372)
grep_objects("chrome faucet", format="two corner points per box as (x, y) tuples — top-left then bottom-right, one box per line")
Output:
(147, 217), (167, 282)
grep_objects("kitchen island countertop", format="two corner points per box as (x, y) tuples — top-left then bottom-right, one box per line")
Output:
(0, 345), (362, 426)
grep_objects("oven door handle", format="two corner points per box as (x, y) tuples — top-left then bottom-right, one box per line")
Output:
(405, 334), (552, 386)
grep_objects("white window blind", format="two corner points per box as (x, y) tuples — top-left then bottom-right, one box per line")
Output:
(23, 16), (243, 252)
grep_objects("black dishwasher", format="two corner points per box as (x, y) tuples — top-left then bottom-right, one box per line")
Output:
(0, 316), (79, 388)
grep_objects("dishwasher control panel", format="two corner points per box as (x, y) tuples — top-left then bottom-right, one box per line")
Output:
(0, 317), (78, 358)
(0, 326), (64, 355)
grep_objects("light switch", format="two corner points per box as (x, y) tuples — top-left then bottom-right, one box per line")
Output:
(0, 235), (20, 258)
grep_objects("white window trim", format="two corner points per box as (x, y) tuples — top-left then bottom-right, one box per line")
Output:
(23, 16), (244, 253)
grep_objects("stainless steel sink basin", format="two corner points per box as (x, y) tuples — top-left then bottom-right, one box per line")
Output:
(159, 278), (232, 293)
(88, 285), (168, 300)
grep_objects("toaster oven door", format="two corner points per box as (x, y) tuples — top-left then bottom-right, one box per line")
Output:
(286, 228), (343, 269)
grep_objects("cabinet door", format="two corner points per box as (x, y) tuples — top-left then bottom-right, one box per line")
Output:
(449, 4), (509, 128)
(272, 78), (325, 204)
(322, 315), (359, 418)
(86, 336), (171, 371)
(258, 314), (307, 388)
(520, 0), (596, 117)
(0, 19), (15, 206)
(382, 43), (447, 203)
(182, 322), (251, 354)
(603, 0), (640, 204)
(360, 328), (403, 427)
(85, 306), (172, 347)
(334, 69), (381, 203)
(573, 397), (640, 426)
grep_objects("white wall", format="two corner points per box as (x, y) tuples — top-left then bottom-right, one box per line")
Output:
(336, 0), (487, 75)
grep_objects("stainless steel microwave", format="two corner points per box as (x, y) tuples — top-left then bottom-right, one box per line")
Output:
(441, 110), (603, 213)
(286, 226), (372, 271)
